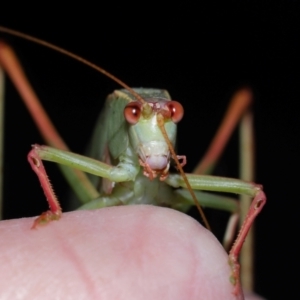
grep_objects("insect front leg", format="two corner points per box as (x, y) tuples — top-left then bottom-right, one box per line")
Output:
(166, 173), (266, 295)
(0, 42), (136, 223)
(28, 144), (139, 227)
(191, 87), (258, 295)
(0, 42), (107, 208)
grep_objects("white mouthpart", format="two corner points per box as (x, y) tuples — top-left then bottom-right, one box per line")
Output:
(138, 141), (170, 170)
(145, 156), (168, 170)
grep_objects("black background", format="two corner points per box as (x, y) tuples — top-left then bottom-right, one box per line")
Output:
(0, 3), (299, 299)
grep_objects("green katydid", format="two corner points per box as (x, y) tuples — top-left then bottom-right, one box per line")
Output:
(0, 26), (266, 298)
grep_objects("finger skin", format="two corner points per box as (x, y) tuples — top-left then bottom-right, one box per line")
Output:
(0, 205), (242, 299)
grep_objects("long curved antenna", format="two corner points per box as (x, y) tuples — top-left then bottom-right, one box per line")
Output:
(0, 26), (210, 229)
(0, 26), (146, 105)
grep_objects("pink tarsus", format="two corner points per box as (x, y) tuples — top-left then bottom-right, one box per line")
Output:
(228, 189), (266, 296)
(28, 144), (62, 228)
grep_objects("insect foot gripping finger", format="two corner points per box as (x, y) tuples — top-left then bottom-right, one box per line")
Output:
(228, 189), (266, 296)
(28, 145), (62, 229)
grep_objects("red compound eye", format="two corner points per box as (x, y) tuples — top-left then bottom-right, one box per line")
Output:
(167, 101), (184, 123)
(124, 102), (141, 124)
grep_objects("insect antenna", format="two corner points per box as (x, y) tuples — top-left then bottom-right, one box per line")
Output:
(157, 115), (211, 230)
(0, 26), (210, 230)
(0, 26), (146, 105)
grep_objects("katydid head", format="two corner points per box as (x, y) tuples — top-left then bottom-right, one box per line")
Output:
(0, 24), (181, 181)
(124, 98), (184, 180)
